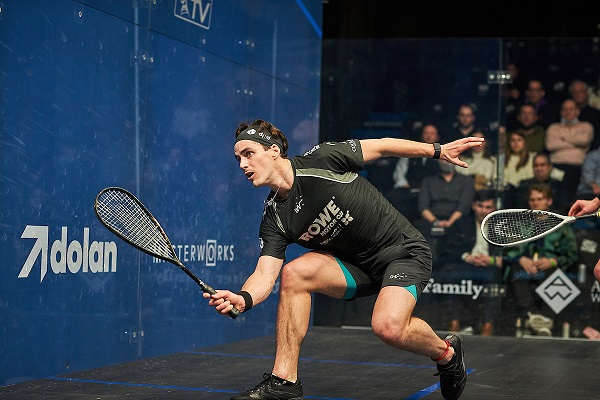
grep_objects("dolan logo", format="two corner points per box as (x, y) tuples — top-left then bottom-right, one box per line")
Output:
(18, 225), (117, 283)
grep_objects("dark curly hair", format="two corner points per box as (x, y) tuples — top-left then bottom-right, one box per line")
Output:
(235, 119), (289, 158)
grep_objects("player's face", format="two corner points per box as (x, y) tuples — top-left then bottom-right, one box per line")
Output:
(234, 140), (276, 188)
(472, 199), (495, 223)
(528, 190), (553, 211)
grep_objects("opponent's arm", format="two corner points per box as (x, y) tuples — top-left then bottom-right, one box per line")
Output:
(568, 197), (600, 216)
(360, 136), (484, 167)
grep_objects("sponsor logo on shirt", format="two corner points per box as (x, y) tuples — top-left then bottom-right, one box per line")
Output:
(298, 197), (353, 244)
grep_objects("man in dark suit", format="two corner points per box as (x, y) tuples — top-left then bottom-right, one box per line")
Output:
(386, 124), (441, 220)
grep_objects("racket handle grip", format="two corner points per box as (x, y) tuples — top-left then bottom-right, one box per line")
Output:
(202, 283), (240, 319)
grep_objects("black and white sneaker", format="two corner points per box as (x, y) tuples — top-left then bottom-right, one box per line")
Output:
(435, 333), (467, 400)
(231, 373), (304, 400)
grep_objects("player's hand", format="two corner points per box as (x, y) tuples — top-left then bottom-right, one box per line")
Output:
(203, 289), (240, 315)
(441, 136), (485, 168)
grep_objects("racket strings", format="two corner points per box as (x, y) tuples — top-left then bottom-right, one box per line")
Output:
(96, 190), (175, 260)
(483, 210), (563, 245)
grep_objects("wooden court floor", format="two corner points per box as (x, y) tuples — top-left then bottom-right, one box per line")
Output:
(1, 326), (599, 399)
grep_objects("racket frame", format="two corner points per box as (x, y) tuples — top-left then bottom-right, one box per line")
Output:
(481, 208), (600, 247)
(94, 187), (239, 319)
(481, 208), (570, 247)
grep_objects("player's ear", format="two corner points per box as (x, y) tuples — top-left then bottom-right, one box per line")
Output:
(270, 144), (281, 159)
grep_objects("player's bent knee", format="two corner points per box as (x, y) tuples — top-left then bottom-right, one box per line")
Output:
(279, 262), (313, 291)
(371, 317), (409, 347)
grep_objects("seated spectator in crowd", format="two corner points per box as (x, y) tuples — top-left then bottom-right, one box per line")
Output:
(503, 183), (578, 335)
(507, 79), (559, 131)
(516, 153), (569, 213)
(575, 146), (600, 200)
(545, 98), (594, 203)
(503, 131), (535, 207)
(391, 124), (441, 190)
(513, 104), (547, 154)
(445, 104), (480, 142)
(435, 190), (502, 336)
(418, 160), (475, 259)
(455, 130), (497, 191)
(503, 62), (526, 113)
(386, 124), (441, 220)
(569, 79), (600, 151)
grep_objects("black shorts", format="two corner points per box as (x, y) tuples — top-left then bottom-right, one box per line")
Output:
(335, 245), (432, 301)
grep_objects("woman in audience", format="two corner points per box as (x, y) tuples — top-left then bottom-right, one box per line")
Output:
(504, 131), (535, 207)
(456, 130), (497, 191)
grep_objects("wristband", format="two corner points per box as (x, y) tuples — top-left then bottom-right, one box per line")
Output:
(489, 256), (495, 265)
(237, 290), (253, 312)
(550, 258), (557, 268)
(432, 142), (441, 159)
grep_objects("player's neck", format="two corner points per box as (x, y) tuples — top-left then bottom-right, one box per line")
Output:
(272, 159), (293, 200)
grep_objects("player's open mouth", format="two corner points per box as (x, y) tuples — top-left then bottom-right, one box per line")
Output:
(245, 172), (254, 180)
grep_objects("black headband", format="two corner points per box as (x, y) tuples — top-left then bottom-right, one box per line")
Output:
(235, 125), (286, 155)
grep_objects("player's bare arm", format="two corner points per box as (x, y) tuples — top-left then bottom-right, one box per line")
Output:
(204, 255), (283, 314)
(360, 136), (484, 167)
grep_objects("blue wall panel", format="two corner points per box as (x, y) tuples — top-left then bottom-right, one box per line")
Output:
(0, 0), (322, 384)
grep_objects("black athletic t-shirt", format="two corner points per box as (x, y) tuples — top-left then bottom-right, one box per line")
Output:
(259, 139), (430, 279)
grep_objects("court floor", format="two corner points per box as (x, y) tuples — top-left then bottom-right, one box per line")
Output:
(1, 326), (598, 399)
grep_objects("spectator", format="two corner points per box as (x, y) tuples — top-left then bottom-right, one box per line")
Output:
(455, 130), (497, 191)
(507, 79), (559, 131)
(569, 79), (600, 150)
(545, 98), (594, 203)
(503, 62), (526, 111)
(503, 183), (578, 335)
(386, 124), (441, 220)
(391, 124), (441, 189)
(436, 190), (503, 336)
(575, 147), (600, 200)
(516, 153), (569, 213)
(513, 104), (547, 154)
(503, 131), (535, 207)
(418, 160), (475, 259)
(445, 104), (480, 142)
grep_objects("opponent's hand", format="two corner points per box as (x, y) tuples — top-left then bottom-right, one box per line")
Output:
(568, 198), (600, 217)
(203, 290), (241, 315)
(441, 136), (485, 168)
